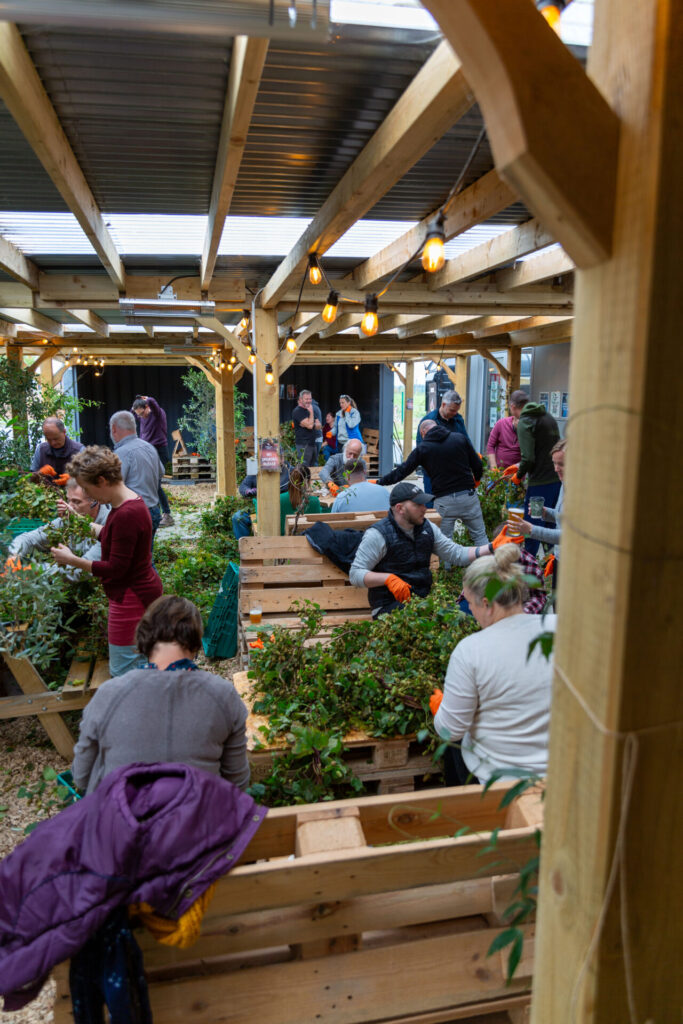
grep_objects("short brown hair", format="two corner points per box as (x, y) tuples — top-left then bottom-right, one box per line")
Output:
(68, 445), (122, 485)
(134, 596), (203, 659)
(509, 390), (529, 408)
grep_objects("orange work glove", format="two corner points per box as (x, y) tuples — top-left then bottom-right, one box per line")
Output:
(54, 474), (70, 486)
(543, 554), (556, 579)
(385, 574), (412, 603)
(327, 482), (339, 497)
(429, 688), (443, 715)
(491, 525), (524, 549)
(502, 464), (523, 486)
(367, 479), (378, 485)
(473, 478), (481, 488)
(249, 639), (264, 650)
(38, 465), (57, 477)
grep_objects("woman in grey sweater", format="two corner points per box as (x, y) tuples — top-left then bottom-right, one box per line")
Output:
(511, 439), (566, 557)
(72, 596), (250, 795)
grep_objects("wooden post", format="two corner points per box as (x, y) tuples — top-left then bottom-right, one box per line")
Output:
(508, 346), (521, 396)
(454, 354), (468, 415)
(252, 307), (281, 537)
(214, 365), (237, 497)
(529, 3), (683, 1022)
(403, 361), (415, 457)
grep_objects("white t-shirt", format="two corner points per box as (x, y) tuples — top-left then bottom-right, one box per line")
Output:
(434, 613), (556, 783)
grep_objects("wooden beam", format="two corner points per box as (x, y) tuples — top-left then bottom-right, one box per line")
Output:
(0, 307), (63, 335)
(496, 246), (574, 290)
(253, 308), (280, 536)
(318, 313), (362, 340)
(34, 274), (246, 305)
(0, 24), (125, 289)
(479, 348), (510, 380)
(52, 359), (75, 386)
(397, 315), (479, 339)
(508, 321), (573, 347)
(353, 169), (517, 292)
(472, 315), (572, 341)
(196, 316), (253, 372)
(508, 346), (521, 395)
(66, 309), (110, 336)
(261, 40), (474, 308)
(529, 1), (683, 1021)
(0, 232), (39, 289)
(214, 366), (237, 497)
(185, 355), (219, 384)
(421, 0), (619, 268)
(431, 218), (555, 291)
(201, 36), (269, 290)
(403, 361), (415, 458)
(0, 318), (18, 338)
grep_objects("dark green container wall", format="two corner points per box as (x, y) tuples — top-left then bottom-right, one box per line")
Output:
(237, 365), (381, 432)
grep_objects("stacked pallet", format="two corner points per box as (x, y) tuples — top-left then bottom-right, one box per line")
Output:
(363, 427), (380, 474)
(171, 452), (215, 482)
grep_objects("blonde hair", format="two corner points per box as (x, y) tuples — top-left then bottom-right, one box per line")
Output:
(463, 544), (527, 608)
(68, 445), (122, 485)
(550, 438), (567, 455)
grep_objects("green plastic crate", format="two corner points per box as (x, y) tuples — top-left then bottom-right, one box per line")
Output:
(203, 562), (239, 660)
(5, 518), (45, 537)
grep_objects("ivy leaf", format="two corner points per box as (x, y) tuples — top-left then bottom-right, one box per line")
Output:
(42, 766), (57, 781)
(485, 578), (503, 602)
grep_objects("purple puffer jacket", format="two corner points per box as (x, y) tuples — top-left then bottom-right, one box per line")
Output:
(0, 762), (266, 1010)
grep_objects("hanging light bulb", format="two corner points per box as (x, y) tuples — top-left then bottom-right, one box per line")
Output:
(421, 213), (446, 273)
(285, 333), (297, 354)
(220, 360), (226, 369)
(308, 253), (322, 286)
(361, 294), (379, 337)
(535, 0), (566, 32)
(99, 359), (104, 366)
(265, 363), (274, 385)
(73, 346), (78, 353)
(249, 352), (256, 365)
(229, 354), (236, 364)
(239, 310), (250, 330)
(322, 290), (339, 324)
(354, 364), (360, 371)
(227, 362), (233, 372)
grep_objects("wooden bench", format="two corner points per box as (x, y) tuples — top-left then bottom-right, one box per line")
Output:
(53, 783), (541, 1024)
(285, 508), (442, 535)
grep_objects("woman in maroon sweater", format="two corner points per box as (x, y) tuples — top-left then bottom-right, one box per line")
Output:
(51, 446), (162, 677)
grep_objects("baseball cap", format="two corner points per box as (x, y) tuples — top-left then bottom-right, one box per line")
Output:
(389, 482), (434, 506)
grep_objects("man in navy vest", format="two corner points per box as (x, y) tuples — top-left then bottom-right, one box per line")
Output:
(349, 482), (491, 617)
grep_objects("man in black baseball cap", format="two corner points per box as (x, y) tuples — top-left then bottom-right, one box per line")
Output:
(349, 481), (492, 617)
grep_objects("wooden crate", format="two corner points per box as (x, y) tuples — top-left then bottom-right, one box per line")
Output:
(52, 784), (540, 1024)
(171, 453), (215, 481)
(234, 671), (437, 794)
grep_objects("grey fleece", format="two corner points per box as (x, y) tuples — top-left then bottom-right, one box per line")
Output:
(72, 668), (250, 794)
(349, 518), (471, 589)
(529, 485), (563, 555)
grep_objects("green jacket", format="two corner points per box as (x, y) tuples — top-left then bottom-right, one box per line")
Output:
(517, 402), (560, 486)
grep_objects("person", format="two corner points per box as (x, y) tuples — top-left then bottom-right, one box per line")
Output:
(456, 524), (547, 617)
(132, 395), (174, 527)
(379, 419), (488, 546)
(486, 390), (527, 469)
(30, 417), (84, 475)
(320, 438), (365, 490)
(349, 482), (492, 617)
(279, 465), (323, 533)
(509, 439), (566, 581)
(50, 446), (162, 678)
(433, 544), (556, 786)
(416, 390), (470, 498)
(321, 412), (338, 461)
(71, 595), (250, 795)
(109, 410), (163, 539)
(330, 461), (390, 513)
(232, 463), (292, 539)
(331, 395), (363, 448)
(292, 389), (320, 467)
(512, 396), (561, 555)
(9, 476), (109, 574)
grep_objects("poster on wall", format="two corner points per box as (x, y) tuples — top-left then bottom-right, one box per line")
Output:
(549, 391), (562, 418)
(489, 406), (498, 428)
(286, 384), (297, 400)
(561, 392), (570, 418)
(539, 391), (549, 411)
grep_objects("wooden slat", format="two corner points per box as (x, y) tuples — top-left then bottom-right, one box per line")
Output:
(239, 535), (326, 559)
(239, 585), (370, 614)
(1, 652), (74, 759)
(62, 655), (93, 693)
(0, 232), (40, 289)
(0, 689), (92, 720)
(496, 246), (574, 290)
(240, 563), (348, 583)
(88, 659), (110, 690)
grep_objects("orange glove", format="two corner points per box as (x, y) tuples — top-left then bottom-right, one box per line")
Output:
(54, 474), (70, 487)
(327, 482), (339, 496)
(38, 465), (57, 477)
(491, 525), (524, 549)
(249, 639), (264, 650)
(502, 464), (523, 486)
(544, 554), (556, 578)
(386, 573), (412, 603)
(367, 479), (378, 485)
(473, 478), (481, 488)
(429, 689), (443, 715)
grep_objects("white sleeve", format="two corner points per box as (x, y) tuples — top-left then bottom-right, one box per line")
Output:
(434, 641), (479, 741)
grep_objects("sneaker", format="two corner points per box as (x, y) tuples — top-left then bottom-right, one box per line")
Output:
(159, 513), (175, 527)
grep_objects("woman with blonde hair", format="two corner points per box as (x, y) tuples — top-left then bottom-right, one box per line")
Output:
(51, 445), (162, 677)
(331, 394), (363, 447)
(433, 544), (556, 785)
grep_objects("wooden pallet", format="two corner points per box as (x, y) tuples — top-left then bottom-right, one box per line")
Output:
(234, 671), (437, 794)
(364, 427), (380, 474)
(52, 784), (541, 1024)
(285, 508), (441, 535)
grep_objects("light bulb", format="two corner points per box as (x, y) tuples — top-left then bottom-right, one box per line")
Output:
(421, 214), (446, 272)
(239, 310), (249, 330)
(354, 364), (359, 371)
(220, 361), (225, 369)
(73, 347), (78, 353)
(361, 294), (379, 337)
(285, 334), (297, 354)
(308, 253), (322, 286)
(538, 3), (562, 31)
(322, 290), (339, 324)
(265, 363), (274, 385)
(249, 353), (256, 365)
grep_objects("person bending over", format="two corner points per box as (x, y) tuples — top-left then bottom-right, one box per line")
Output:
(72, 595), (250, 795)
(433, 544), (556, 785)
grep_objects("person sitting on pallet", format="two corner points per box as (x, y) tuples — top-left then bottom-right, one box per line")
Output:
(349, 482), (499, 617)
(231, 462), (293, 540)
(9, 476), (109, 578)
(72, 595), (250, 795)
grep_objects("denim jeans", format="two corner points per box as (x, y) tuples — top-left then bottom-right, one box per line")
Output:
(231, 509), (253, 540)
(108, 644), (146, 678)
(524, 481), (561, 555)
(149, 503), (161, 549)
(434, 490), (489, 546)
(153, 444), (171, 515)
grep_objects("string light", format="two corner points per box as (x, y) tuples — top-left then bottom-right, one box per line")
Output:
(220, 360), (226, 369)
(307, 253), (322, 286)
(229, 354), (236, 364)
(535, 0), (567, 31)
(285, 333), (297, 354)
(322, 290), (339, 324)
(227, 363), (233, 372)
(360, 294), (379, 337)
(239, 310), (250, 329)
(354, 364), (359, 371)
(421, 213), (446, 273)
(249, 352), (256, 365)
(265, 363), (274, 385)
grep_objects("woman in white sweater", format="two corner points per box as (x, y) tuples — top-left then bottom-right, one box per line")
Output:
(434, 544), (556, 785)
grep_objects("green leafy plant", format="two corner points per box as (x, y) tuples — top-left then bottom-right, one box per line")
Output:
(16, 765), (76, 834)
(178, 369), (250, 471)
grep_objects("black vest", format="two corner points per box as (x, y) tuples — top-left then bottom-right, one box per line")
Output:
(369, 511), (434, 612)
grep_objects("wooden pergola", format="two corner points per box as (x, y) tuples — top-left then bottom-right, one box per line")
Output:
(0, 3), (680, 1019)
